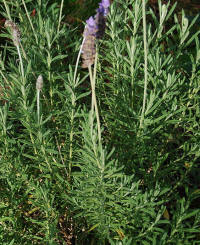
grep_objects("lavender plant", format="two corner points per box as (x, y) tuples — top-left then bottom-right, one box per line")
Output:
(0, 0), (200, 244)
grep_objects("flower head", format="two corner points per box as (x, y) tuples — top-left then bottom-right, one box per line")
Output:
(81, 0), (111, 68)
(82, 17), (97, 68)
(95, 0), (110, 38)
(36, 75), (43, 91)
(5, 20), (21, 47)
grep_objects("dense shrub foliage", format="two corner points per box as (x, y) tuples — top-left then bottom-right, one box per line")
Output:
(0, 0), (200, 244)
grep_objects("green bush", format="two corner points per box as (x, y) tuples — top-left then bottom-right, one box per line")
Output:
(0, 0), (200, 244)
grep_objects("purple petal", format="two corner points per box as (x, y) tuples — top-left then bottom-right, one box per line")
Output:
(97, 4), (104, 14)
(101, 0), (110, 8)
(85, 16), (97, 36)
(86, 16), (96, 28)
(98, 0), (110, 17)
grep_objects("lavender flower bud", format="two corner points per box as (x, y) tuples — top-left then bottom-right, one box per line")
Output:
(36, 75), (43, 91)
(5, 20), (21, 47)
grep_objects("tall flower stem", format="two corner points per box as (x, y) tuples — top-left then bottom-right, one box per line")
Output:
(16, 45), (24, 80)
(140, 0), (148, 129)
(88, 52), (101, 144)
(16, 43), (38, 156)
(73, 37), (85, 83)
(68, 91), (76, 182)
(37, 90), (40, 124)
(88, 65), (94, 112)
(67, 37), (86, 182)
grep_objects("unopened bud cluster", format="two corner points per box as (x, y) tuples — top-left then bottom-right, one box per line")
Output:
(5, 20), (21, 47)
(81, 0), (110, 68)
(36, 75), (43, 91)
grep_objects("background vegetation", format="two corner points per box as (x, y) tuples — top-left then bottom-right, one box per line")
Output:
(0, 0), (200, 244)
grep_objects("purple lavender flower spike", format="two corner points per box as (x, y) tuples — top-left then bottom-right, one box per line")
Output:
(82, 17), (97, 68)
(95, 0), (110, 39)
(94, 12), (106, 39)
(81, 0), (111, 68)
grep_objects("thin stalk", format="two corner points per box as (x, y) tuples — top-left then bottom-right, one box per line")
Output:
(68, 84), (77, 181)
(73, 37), (85, 83)
(36, 100), (52, 172)
(68, 37), (86, 181)
(140, 0), (148, 129)
(16, 45), (24, 79)
(20, 42), (28, 61)
(93, 51), (101, 143)
(88, 65), (94, 112)
(68, 87), (77, 181)
(0, 107), (9, 154)
(88, 52), (101, 144)
(68, 117), (74, 182)
(16, 44), (27, 113)
(21, 0), (38, 44)
(57, 0), (64, 33)
(16, 44), (38, 156)
(93, 46), (98, 91)
(94, 100), (102, 148)
(49, 75), (53, 107)
(46, 51), (53, 106)
(37, 90), (40, 124)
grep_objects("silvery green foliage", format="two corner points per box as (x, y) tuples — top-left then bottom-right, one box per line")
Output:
(69, 111), (169, 243)
(0, 0), (200, 244)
